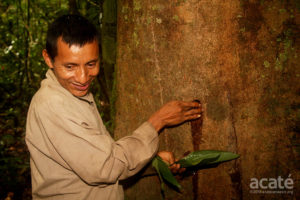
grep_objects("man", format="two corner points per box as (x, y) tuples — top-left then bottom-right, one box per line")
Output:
(26, 15), (201, 200)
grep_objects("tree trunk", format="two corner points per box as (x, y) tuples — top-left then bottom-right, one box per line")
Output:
(115, 0), (299, 199)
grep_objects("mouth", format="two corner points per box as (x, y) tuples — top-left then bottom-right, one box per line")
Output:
(72, 83), (90, 91)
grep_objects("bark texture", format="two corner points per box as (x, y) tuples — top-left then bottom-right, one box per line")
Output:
(115, 0), (300, 199)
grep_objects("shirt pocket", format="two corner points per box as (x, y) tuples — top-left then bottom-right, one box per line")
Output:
(67, 117), (102, 135)
(79, 121), (96, 129)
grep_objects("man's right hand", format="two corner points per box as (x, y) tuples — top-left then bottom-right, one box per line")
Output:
(148, 101), (202, 132)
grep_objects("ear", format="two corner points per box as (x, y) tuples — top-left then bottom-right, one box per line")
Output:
(42, 49), (54, 69)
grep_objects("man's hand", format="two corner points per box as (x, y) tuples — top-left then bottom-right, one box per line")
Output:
(157, 151), (185, 174)
(148, 100), (202, 132)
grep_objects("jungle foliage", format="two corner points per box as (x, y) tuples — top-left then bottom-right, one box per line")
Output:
(0, 0), (116, 199)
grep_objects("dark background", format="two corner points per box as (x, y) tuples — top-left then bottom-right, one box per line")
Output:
(0, 0), (117, 199)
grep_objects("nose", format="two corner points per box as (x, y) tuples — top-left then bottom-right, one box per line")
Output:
(75, 66), (88, 85)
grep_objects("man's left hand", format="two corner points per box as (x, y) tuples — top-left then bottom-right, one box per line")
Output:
(157, 151), (186, 174)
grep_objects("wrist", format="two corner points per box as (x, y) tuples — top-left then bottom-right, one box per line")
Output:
(148, 115), (165, 132)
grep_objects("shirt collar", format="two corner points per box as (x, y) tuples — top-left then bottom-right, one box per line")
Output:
(46, 69), (60, 86)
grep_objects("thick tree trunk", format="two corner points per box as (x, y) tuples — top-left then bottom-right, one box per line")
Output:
(115, 0), (299, 199)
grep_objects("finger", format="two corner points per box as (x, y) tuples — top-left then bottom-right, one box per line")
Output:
(184, 108), (202, 116)
(179, 168), (186, 173)
(170, 164), (180, 173)
(171, 163), (179, 169)
(168, 153), (175, 164)
(181, 101), (201, 110)
(157, 151), (172, 164)
(184, 113), (201, 121)
(171, 168), (177, 174)
(170, 163), (179, 169)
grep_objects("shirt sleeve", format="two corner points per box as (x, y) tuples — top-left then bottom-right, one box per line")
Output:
(26, 96), (159, 186)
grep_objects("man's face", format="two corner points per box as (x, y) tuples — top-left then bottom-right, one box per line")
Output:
(43, 37), (100, 97)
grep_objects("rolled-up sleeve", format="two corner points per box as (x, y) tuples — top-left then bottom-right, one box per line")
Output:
(26, 96), (159, 186)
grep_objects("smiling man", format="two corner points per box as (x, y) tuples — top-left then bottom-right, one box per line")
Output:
(43, 37), (99, 97)
(25, 15), (201, 200)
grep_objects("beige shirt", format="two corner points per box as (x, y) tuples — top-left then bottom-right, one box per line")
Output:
(26, 69), (159, 200)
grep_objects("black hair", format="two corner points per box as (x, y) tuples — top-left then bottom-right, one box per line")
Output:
(46, 14), (98, 61)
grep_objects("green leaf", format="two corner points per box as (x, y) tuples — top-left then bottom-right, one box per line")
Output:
(208, 150), (240, 165)
(176, 150), (239, 168)
(152, 156), (182, 191)
(176, 150), (220, 168)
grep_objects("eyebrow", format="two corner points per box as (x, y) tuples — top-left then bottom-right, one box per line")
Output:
(63, 62), (78, 66)
(63, 58), (99, 66)
(86, 58), (99, 64)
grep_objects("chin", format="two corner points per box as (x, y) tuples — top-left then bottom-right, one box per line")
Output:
(72, 91), (88, 97)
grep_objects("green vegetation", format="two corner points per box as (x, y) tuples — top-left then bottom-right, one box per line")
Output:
(152, 151), (239, 198)
(0, 0), (116, 199)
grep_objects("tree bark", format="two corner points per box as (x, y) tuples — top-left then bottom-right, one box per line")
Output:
(115, 0), (299, 199)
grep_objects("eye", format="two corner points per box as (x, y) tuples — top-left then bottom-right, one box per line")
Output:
(87, 62), (96, 68)
(64, 65), (75, 70)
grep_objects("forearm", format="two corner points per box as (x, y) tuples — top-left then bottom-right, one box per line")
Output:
(147, 112), (165, 133)
(116, 122), (159, 179)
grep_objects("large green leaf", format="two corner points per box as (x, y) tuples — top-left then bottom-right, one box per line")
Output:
(176, 150), (220, 168)
(152, 150), (240, 197)
(152, 156), (181, 191)
(176, 150), (240, 168)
